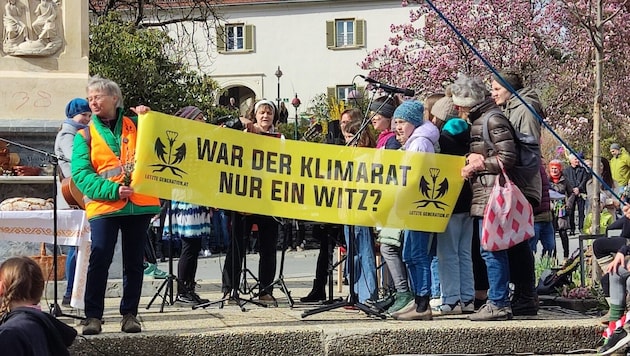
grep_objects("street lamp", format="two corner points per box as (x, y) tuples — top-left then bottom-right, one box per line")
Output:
(275, 66), (283, 113)
(291, 93), (301, 140)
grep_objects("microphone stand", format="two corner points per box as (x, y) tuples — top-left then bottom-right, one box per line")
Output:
(301, 129), (385, 319)
(0, 137), (84, 321)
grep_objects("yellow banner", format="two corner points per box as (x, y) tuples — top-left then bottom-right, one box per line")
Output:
(132, 112), (466, 232)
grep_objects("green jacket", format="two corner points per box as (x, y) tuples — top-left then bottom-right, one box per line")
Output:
(71, 109), (160, 220)
(610, 147), (630, 186)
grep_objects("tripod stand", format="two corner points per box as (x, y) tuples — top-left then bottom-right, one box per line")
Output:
(146, 200), (180, 312)
(193, 211), (266, 311)
(254, 218), (294, 307)
(302, 225), (385, 319)
(0, 137), (84, 321)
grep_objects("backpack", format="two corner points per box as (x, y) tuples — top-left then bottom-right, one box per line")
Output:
(481, 108), (541, 189)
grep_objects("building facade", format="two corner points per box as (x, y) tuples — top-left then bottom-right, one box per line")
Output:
(202, 0), (414, 116)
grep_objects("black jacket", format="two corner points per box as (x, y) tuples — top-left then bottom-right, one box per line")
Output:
(0, 307), (77, 356)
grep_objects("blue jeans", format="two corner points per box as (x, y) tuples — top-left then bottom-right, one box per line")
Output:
(429, 238), (440, 298)
(344, 225), (377, 303)
(402, 230), (430, 297)
(436, 213), (474, 305)
(84, 214), (153, 319)
(530, 221), (555, 257)
(64, 246), (77, 298)
(211, 209), (229, 250)
(478, 219), (510, 307)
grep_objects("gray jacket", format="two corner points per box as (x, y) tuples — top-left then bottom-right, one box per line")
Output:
(54, 121), (82, 178)
(501, 87), (544, 206)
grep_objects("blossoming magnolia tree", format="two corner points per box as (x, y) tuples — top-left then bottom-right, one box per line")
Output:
(360, 0), (630, 155)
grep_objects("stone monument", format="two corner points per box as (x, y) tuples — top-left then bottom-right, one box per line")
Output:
(1, 0), (88, 121)
(0, 0), (88, 184)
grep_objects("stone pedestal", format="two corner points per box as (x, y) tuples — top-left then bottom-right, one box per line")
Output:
(0, 0), (89, 122)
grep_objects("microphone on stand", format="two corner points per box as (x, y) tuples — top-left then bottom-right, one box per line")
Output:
(359, 75), (415, 97)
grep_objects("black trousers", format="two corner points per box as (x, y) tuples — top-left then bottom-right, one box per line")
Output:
(222, 213), (279, 296)
(508, 240), (536, 292)
(177, 238), (202, 294)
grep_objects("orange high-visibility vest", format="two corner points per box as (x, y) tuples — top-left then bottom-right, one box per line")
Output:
(79, 116), (159, 219)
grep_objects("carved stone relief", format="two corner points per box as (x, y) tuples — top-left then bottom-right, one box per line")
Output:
(2, 0), (63, 56)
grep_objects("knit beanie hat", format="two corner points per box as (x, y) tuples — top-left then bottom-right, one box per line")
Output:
(65, 98), (90, 119)
(451, 74), (488, 108)
(175, 106), (203, 120)
(430, 96), (458, 122)
(393, 100), (424, 128)
(611, 143), (621, 150)
(442, 118), (468, 136)
(369, 101), (396, 119)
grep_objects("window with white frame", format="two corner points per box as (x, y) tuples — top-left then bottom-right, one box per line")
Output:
(326, 19), (365, 49)
(216, 24), (255, 53)
(226, 24), (244, 51)
(327, 85), (362, 104)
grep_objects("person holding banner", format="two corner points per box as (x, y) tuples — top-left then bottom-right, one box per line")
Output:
(368, 96), (414, 314)
(222, 99), (282, 304)
(162, 106), (212, 307)
(390, 100), (440, 321)
(72, 76), (160, 335)
(457, 74), (519, 321)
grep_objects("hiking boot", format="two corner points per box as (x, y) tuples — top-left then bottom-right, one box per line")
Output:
(121, 314), (141, 333)
(300, 279), (326, 303)
(432, 302), (462, 316)
(461, 300), (475, 314)
(469, 302), (513, 321)
(599, 324), (630, 355)
(82, 317), (102, 335)
(394, 295), (432, 321)
(386, 291), (414, 314)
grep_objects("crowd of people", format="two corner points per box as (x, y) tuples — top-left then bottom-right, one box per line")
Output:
(5, 69), (630, 355)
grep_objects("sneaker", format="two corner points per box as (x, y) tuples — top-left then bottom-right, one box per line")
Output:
(296, 245), (305, 252)
(144, 263), (167, 279)
(365, 294), (395, 313)
(387, 291), (415, 314)
(190, 291), (210, 305)
(461, 300), (475, 314)
(82, 317), (102, 335)
(469, 302), (513, 321)
(176, 293), (198, 306)
(61, 295), (71, 307)
(429, 297), (442, 308)
(143, 263), (157, 278)
(200, 249), (212, 258)
(433, 302), (462, 316)
(151, 266), (168, 279)
(599, 325), (630, 355)
(121, 314), (141, 333)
